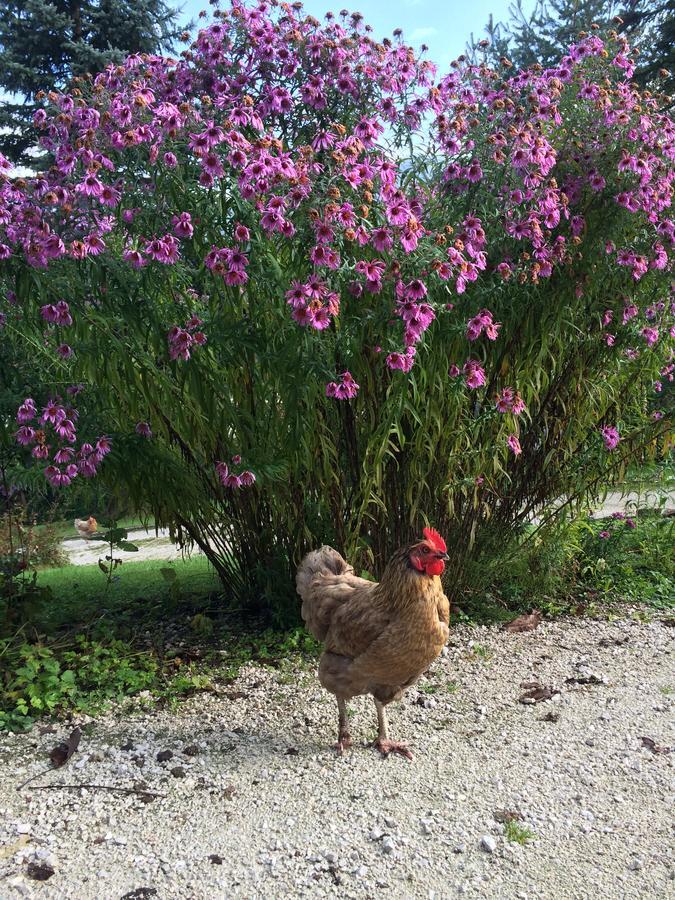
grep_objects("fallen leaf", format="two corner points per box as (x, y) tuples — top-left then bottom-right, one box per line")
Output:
(224, 691), (249, 700)
(494, 808), (522, 823)
(223, 785), (236, 800)
(156, 750), (173, 762)
(208, 854), (223, 865)
(541, 711), (560, 723)
(640, 736), (673, 754)
(503, 610), (543, 633)
(518, 683), (558, 704)
(285, 747), (299, 756)
(25, 862), (55, 881)
(39, 725), (57, 735)
(49, 727), (81, 768)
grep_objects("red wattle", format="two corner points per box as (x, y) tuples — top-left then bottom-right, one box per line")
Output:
(425, 559), (445, 576)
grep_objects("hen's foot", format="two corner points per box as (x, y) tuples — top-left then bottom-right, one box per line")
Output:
(334, 732), (353, 755)
(373, 738), (413, 761)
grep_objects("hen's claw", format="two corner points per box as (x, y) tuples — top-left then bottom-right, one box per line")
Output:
(335, 732), (353, 755)
(373, 738), (413, 760)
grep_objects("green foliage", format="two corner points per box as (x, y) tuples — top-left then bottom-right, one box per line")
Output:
(0, 635), (224, 732)
(0, 476), (59, 633)
(61, 637), (157, 699)
(504, 820), (536, 844)
(88, 520), (140, 587)
(478, 509), (674, 619)
(578, 512), (674, 606)
(5, 643), (78, 715)
(0, 620), (322, 732)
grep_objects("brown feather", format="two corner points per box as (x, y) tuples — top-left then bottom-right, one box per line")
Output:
(296, 542), (450, 704)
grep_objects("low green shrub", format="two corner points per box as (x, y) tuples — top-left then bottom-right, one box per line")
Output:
(477, 510), (674, 619)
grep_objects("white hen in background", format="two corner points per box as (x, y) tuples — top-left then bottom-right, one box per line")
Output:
(73, 516), (98, 539)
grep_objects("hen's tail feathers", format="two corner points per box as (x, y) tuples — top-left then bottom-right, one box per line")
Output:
(296, 545), (354, 641)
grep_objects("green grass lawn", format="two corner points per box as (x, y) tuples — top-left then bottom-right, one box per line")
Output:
(36, 555), (222, 635)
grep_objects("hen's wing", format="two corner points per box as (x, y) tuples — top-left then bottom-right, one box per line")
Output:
(297, 546), (372, 641)
(323, 583), (390, 658)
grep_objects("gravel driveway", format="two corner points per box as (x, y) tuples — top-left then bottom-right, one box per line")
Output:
(1, 615), (673, 899)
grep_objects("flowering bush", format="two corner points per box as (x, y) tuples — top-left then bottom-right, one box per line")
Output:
(0, 1), (672, 614)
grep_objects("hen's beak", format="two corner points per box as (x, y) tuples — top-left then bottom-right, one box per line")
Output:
(436, 552), (449, 561)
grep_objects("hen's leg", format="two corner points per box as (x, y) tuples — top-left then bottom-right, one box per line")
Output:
(334, 698), (352, 754)
(373, 700), (413, 760)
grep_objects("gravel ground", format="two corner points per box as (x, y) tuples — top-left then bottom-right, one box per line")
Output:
(1, 615), (673, 899)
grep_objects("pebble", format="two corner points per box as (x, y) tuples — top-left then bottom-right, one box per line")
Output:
(480, 835), (497, 853)
(381, 837), (396, 855)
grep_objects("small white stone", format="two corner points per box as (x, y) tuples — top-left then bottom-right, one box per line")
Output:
(8, 877), (29, 897)
(382, 836), (396, 854)
(480, 835), (497, 853)
(369, 827), (384, 841)
(16, 823), (31, 835)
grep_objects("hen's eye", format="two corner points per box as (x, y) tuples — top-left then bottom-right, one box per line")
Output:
(421, 546), (429, 553)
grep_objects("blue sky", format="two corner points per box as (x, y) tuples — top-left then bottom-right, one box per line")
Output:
(179, 0), (535, 71)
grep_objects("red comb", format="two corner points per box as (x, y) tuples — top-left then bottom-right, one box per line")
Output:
(423, 526), (447, 553)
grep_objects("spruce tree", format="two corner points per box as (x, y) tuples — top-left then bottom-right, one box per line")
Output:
(0, 0), (185, 167)
(470, 0), (674, 97)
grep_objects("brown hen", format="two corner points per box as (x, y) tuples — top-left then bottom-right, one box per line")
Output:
(297, 527), (450, 759)
(73, 516), (98, 539)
